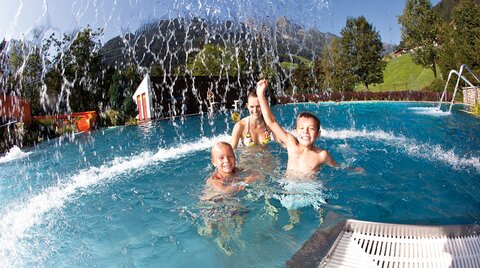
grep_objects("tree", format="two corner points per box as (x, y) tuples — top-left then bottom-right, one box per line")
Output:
(108, 66), (140, 119)
(6, 41), (43, 114)
(291, 63), (314, 94)
(48, 27), (104, 113)
(326, 38), (356, 92)
(340, 16), (385, 91)
(188, 44), (245, 77)
(451, 0), (480, 69)
(398, 0), (441, 78)
(438, 0), (480, 78)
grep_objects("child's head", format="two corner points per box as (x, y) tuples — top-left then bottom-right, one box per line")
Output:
(295, 112), (321, 146)
(211, 141), (236, 176)
(246, 91), (262, 118)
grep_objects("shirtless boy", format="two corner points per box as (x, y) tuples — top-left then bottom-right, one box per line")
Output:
(256, 79), (345, 176)
(256, 79), (362, 230)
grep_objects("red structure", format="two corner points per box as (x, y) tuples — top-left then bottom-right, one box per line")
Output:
(0, 95), (32, 123)
(34, 111), (97, 132)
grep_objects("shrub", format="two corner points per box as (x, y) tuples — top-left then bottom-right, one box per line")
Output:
(106, 109), (121, 126)
(423, 78), (445, 92)
(125, 118), (138, 126)
(472, 103), (480, 115)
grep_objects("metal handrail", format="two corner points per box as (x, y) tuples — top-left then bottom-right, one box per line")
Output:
(0, 120), (17, 129)
(438, 64), (480, 112)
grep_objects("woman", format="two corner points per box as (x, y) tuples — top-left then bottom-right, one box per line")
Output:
(230, 90), (279, 220)
(230, 91), (273, 149)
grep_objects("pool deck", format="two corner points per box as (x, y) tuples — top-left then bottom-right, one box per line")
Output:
(288, 218), (480, 268)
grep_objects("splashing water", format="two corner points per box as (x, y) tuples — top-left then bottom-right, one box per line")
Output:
(0, 134), (229, 267)
(0, 145), (31, 164)
(1, 0), (479, 266)
(408, 107), (451, 116)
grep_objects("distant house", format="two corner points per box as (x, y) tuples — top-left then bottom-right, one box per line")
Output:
(132, 74), (154, 120)
(393, 48), (407, 58)
(132, 74), (253, 120)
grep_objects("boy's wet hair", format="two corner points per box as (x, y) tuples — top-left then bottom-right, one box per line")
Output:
(297, 112), (321, 131)
(211, 141), (234, 159)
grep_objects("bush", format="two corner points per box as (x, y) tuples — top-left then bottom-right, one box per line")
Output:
(423, 78), (445, 92)
(106, 109), (121, 126)
(125, 118), (138, 126)
(472, 103), (480, 115)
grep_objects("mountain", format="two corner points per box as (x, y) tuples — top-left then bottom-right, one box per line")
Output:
(382, 43), (394, 56)
(99, 16), (337, 69)
(433, 0), (480, 21)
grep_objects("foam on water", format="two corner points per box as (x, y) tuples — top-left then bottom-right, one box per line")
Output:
(0, 134), (230, 267)
(323, 128), (480, 173)
(408, 107), (450, 116)
(0, 146), (32, 164)
(274, 180), (326, 210)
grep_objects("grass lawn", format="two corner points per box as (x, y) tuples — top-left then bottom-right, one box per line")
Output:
(356, 53), (439, 92)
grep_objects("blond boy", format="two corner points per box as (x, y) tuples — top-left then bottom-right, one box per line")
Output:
(199, 142), (258, 254)
(202, 142), (258, 201)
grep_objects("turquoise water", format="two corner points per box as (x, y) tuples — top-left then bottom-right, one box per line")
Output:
(1, 102), (479, 267)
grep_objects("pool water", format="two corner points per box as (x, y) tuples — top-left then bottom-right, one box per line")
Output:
(0, 102), (479, 267)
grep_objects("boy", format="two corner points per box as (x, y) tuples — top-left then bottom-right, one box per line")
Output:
(256, 79), (362, 230)
(199, 142), (258, 254)
(256, 79), (351, 176)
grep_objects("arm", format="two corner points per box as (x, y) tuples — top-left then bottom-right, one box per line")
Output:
(256, 80), (295, 146)
(206, 177), (245, 195)
(322, 150), (364, 172)
(243, 169), (260, 184)
(230, 121), (243, 149)
(321, 150), (339, 168)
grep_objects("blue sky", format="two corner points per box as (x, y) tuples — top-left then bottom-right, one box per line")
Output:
(0, 0), (441, 45)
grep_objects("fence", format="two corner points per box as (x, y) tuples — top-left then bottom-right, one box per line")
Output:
(0, 95), (32, 124)
(277, 91), (450, 104)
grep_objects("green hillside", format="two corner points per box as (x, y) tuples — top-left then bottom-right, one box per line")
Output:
(357, 53), (439, 92)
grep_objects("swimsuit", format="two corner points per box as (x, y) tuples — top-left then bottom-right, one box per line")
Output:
(243, 117), (271, 147)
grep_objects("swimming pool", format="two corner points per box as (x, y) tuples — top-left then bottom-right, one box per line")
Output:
(1, 102), (479, 267)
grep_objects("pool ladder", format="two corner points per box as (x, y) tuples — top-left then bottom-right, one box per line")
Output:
(438, 64), (480, 112)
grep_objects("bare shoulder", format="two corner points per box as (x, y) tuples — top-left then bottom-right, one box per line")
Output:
(232, 119), (246, 137)
(313, 147), (331, 159)
(234, 118), (247, 130)
(313, 146), (338, 167)
(205, 176), (215, 186)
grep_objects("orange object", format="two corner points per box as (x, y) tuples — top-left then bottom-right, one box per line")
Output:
(76, 117), (90, 132)
(73, 111), (96, 132)
(34, 111), (97, 132)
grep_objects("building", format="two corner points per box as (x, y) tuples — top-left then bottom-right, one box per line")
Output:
(132, 74), (154, 120)
(132, 74), (254, 120)
(0, 95), (32, 125)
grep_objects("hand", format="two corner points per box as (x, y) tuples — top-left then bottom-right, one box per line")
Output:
(256, 79), (268, 96)
(236, 184), (246, 191)
(353, 167), (364, 173)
